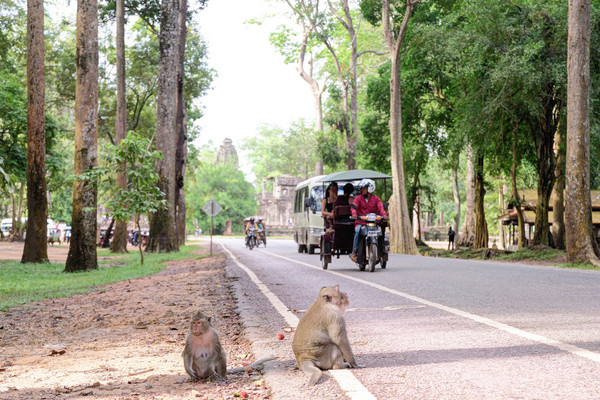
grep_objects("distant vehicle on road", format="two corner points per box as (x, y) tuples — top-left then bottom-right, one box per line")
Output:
(293, 175), (325, 254)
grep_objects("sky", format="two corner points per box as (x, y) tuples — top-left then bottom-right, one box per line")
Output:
(46, 0), (314, 174)
(194, 0), (316, 156)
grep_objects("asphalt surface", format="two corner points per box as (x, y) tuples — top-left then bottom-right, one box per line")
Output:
(220, 237), (600, 400)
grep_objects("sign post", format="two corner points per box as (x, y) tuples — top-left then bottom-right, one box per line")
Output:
(202, 199), (222, 255)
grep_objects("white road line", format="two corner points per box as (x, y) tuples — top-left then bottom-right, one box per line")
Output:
(260, 249), (600, 364)
(220, 244), (377, 400)
(221, 245), (298, 328)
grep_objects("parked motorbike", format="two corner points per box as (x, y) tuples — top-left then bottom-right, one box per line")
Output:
(355, 213), (389, 272)
(246, 227), (258, 250)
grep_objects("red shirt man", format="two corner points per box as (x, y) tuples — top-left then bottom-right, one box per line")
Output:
(350, 179), (388, 260)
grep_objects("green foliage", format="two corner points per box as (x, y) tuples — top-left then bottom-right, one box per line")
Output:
(0, 245), (206, 311)
(78, 131), (166, 224)
(186, 147), (257, 235)
(242, 120), (321, 181)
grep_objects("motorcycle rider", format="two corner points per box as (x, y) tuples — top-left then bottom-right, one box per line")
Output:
(350, 178), (388, 262)
(244, 217), (258, 246)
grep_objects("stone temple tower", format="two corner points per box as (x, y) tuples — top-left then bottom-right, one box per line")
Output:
(215, 138), (239, 168)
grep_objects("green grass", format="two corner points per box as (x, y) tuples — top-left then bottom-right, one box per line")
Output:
(558, 262), (600, 270)
(429, 245), (599, 270)
(0, 245), (206, 311)
(495, 247), (565, 262)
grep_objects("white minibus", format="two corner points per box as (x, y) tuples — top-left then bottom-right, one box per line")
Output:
(293, 175), (325, 254)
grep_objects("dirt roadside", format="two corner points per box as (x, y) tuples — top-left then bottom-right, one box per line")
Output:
(0, 242), (271, 400)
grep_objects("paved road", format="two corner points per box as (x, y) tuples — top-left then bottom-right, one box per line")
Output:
(220, 237), (600, 400)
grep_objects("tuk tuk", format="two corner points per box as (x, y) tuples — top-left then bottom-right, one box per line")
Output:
(317, 169), (391, 271)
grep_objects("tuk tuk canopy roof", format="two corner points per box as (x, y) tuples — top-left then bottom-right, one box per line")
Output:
(317, 169), (392, 182)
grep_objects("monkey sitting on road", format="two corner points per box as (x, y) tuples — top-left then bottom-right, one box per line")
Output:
(182, 310), (275, 381)
(292, 285), (359, 385)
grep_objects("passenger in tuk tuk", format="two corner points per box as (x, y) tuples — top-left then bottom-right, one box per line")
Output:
(350, 179), (388, 262)
(321, 182), (339, 221)
(334, 183), (355, 207)
(332, 183), (355, 223)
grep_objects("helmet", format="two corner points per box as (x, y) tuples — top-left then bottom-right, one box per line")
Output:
(359, 178), (375, 194)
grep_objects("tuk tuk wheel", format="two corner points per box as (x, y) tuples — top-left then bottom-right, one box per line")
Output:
(321, 254), (329, 270)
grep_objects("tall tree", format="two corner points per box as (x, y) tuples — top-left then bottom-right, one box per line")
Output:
(147, 0), (179, 252)
(565, 0), (600, 266)
(174, 0), (188, 246)
(457, 146), (475, 247)
(381, 0), (420, 255)
(473, 153), (488, 249)
(276, 0), (327, 133)
(65, 0), (100, 272)
(551, 128), (566, 249)
(111, 0), (129, 253)
(21, 0), (48, 263)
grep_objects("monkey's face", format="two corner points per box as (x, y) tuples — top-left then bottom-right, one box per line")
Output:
(320, 286), (350, 313)
(191, 318), (210, 336)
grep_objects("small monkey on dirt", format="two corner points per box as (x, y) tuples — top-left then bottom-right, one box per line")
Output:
(291, 285), (359, 385)
(182, 310), (276, 381)
(183, 311), (227, 380)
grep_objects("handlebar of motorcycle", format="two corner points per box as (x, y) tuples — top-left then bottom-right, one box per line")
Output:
(352, 215), (389, 219)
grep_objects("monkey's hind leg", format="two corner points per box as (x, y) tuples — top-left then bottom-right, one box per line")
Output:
(329, 345), (348, 370)
(299, 360), (323, 385)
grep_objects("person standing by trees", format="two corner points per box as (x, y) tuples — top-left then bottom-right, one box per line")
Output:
(448, 225), (456, 251)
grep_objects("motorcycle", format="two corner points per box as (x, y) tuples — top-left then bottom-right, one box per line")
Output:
(246, 227), (258, 250)
(355, 213), (389, 272)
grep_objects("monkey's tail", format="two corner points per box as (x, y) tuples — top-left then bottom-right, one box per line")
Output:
(226, 356), (277, 374)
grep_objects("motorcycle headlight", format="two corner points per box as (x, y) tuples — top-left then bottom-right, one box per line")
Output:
(366, 213), (377, 222)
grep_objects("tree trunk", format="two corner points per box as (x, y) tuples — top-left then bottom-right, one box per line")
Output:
(473, 153), (488, 249)
(534, 172), (553, 246)
(532, 128), (555, 246)
(551, 128), (566, 249)
(451, 157), (461, 239)
(341, 0), (358, 170)
(111, 0), (128, 254)
(174, 0), (188, 246)
(412, 192), (422, 241)
(458, 145), (475, 247)
(383, 0), (419, 255)
(147, 0), (179, 253)
(102, 218), (115, 248)
(565, 0), (600, 266)
(65, 0), (99, 272)
(22, 0), (48, 263)
(498, 181), (506, 250)
(510, 135), (527, 249)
